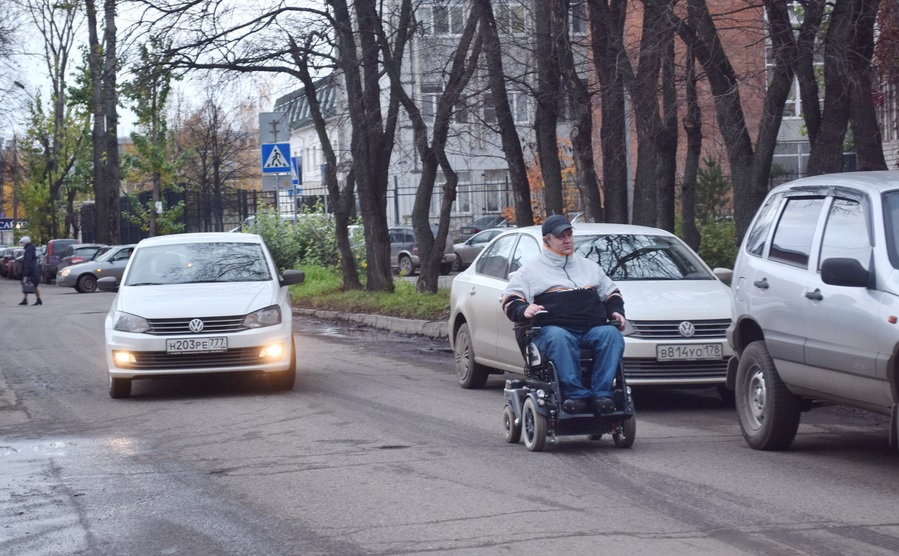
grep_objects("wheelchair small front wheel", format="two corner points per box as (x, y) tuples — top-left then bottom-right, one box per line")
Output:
(522, 398), (547, 452)
(502, 404), (521, 444)
(613, 416), (636, 448)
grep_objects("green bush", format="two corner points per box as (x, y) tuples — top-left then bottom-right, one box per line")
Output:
(698, 219), (738, 269)
(247, 209), (301, 272)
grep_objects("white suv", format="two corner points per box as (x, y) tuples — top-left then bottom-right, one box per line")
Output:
(727, 171), (899, 451)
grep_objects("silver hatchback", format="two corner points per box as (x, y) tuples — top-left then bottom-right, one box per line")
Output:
(728, 171), (899, 451)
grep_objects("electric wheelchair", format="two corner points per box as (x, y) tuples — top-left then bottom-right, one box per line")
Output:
(502, 318), (636, 452)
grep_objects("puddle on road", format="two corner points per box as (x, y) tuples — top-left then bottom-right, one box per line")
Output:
(0, 440), (69, 457)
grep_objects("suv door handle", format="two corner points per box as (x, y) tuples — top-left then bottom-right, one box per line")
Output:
(753, 278), (769, 289)
(805, 289), (823, 301)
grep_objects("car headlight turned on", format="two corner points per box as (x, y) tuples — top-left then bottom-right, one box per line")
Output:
(259, 342), (284, 359)
(243, 305), (281, 328)
(60, 268), (71, 277)
(113, 311), (150, 333)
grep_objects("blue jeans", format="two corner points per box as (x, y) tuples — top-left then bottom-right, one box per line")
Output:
(533, 325), (625, 400)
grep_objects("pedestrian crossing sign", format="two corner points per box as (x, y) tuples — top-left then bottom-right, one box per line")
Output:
(261, 143), (291, 174)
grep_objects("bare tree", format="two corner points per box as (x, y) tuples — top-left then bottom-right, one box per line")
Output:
(376, 1), (482, 293)
(473, 0), (533, 227)
(588, 0), (629, 224)
(178, 93), (255, 232)
(552, 0), (603, 223)
(533, 0), (564, 216)
(19, 0), (86, 239)
(85, 0), (121, 244)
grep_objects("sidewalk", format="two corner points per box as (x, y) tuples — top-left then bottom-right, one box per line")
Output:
(293, 308), (449, 339)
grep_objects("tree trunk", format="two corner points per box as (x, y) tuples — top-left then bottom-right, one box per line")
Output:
(588, 0), (629, 224)
(329, 0), (395, 292)
(534, 0), (563, 217)
(849, 0), (887, 171)
(85, 0), (120, 245)
(291, 43), (362, 290)
(681, 48), (702, 251)
(474, 0), (533, 227)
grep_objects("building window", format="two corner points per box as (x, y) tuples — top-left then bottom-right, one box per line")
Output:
(497, 2), (526, 35)
(510, 92), (529, 123)
(431, 172), (471, 216)
(772, 141), (810, 181)
(419, 3), (465, 36)
(571, 1), (588, 35)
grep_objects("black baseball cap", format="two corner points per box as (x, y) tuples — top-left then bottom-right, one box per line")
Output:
(542, 214), (573, 236)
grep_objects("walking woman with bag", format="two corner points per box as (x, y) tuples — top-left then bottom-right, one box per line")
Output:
(19, 236), (42, 306)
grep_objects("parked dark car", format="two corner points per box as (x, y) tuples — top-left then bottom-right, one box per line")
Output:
(40, 238), (79, 284)
(388, 225), (455, 276)
(457, 215), (513, 241)
(6, 248), (24, 280)
(0, 247), (16, 278)
(57, 243), (107, 272)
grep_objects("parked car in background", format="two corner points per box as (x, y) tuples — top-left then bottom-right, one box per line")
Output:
(448, 224), (734, 398)
(451, 228), (505, 273)
(389, 225), (455, 276)
(40, 238), (79, 284)
(728, 171), (899, 451)
(100, 232), (304, 398)
(57, 243), (107, 272)
(56, 244), (136, 293)
(457, 214), (513, 241)
(0, 247), (16, 278)
(7, 248), (24, 280)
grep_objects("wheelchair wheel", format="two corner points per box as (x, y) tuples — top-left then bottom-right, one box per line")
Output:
(502, 404), (521, 444)
(522, 398), (547, 452)
(613, 416), (636, 448)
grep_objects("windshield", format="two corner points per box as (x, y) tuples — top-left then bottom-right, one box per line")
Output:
(575, 234), (713, 280)
(124, 242), (272, 286)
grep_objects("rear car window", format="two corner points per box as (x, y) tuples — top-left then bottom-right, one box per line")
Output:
(768, 198), (825, 268)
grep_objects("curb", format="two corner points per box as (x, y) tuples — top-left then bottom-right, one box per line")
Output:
(293, 308), (449, 339)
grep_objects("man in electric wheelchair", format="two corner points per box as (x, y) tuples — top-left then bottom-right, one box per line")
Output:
(501, 214), (626, 415)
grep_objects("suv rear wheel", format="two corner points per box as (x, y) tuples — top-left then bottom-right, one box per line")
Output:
(735, 341), (801, 450)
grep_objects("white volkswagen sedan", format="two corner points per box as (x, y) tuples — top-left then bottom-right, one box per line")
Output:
(449, 224), (734, 399)
(101, 233), (304, 398)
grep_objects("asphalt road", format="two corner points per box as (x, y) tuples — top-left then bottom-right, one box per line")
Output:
(2, 278), (898, 555)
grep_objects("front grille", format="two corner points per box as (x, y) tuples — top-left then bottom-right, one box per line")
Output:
(629, 319), (730, 340)
(120, 347), (262, 370)
(622, 358), (728, 381)
(146, 315), (246, 335)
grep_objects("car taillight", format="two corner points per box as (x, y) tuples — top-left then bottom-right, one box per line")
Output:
(72, 257), (84, 263)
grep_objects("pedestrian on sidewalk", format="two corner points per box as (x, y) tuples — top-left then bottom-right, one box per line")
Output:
(19, 236), (42, 306)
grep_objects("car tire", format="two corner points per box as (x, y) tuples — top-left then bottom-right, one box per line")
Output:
(502, 404), (521, 444)
(109, 377), (131, 399)
(450, 254), (462, 273)
(398, 255), (416, 276)
(454, 323), (489, 389)
(735, 341), (801, 451)
(613, 416), (636, 448)
(439, 261), (452, 275)
(522, 397), (547, 452)
(43, 271), (52, 285)
(76, 274), (98, 293)
(270, 338), (297, 391)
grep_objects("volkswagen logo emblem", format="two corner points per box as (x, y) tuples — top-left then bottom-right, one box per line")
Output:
(678, 321), (695, 338)
(188, 319), (205, 333)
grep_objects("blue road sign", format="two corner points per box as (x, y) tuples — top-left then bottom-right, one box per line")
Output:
(261, 143), (291, 174)
(0, 218), (27, 231)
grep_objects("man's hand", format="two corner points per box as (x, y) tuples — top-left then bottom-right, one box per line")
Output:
(523, 303), (545, 319)
(611, 312), (626, 331)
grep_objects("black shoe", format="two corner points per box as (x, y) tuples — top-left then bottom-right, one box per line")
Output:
(562, 398), (590, 414)
(33, 299), (42, 306)
(592, 396), (616, 414)
(18, 299), (27, 305)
